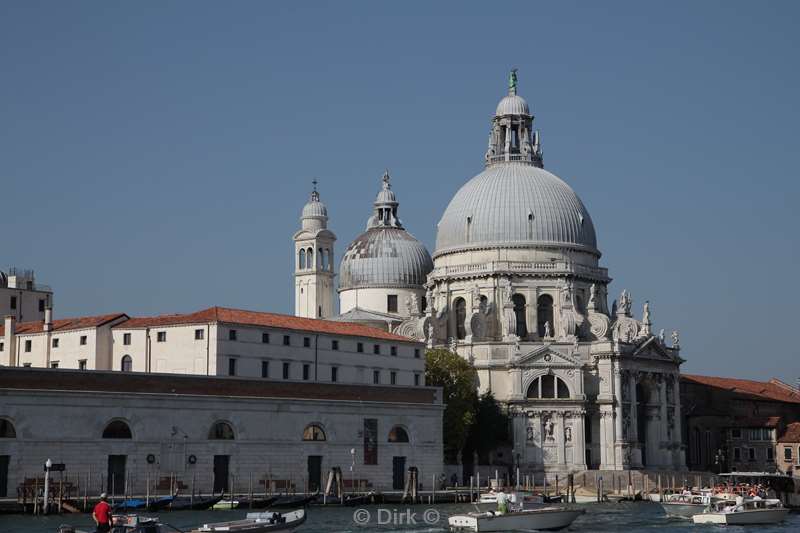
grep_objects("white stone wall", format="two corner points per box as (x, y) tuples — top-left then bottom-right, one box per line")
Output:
(339, 287), (425, 318)
(0, 286), (51, 323)
(110, 323), (425, 387)
(0, 387), (443, 495)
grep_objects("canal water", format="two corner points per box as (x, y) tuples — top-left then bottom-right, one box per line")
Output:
(0, 502), (798, 532)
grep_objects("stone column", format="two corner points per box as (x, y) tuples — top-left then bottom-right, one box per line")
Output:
(560, 412), (568, 467)
(629, 373), (639, 442)
(573, 410), (588, 470)
(658, 375), (668, 466)
(599, 409), (615, 470)
(672, 375), (686, 468)
(613, 366), (623, 441)
(509, 367), (523, 400)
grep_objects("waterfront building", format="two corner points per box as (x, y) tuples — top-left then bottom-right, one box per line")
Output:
(0, 367), (443, 498)
(681, 374), (800, 473)
(777, 423), (800, 476)
(0, 268), (52, 324)
(1, 307), (425, 387)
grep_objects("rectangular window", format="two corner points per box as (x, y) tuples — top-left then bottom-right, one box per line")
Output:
(157, 331), (166, 342)
(78, 360), (87, 370)
(262, 332), (270, 343)
(80, 335), (87, 345)
(364, 419), (378, 465)
(357, 342), (364, 353)
(39, 299), (45, 312)
(303, 364), (310, 381)
(390, 371), (397, 385)
(331, 366), (338, 382)
(731, 428), (742, 439)
(763, 428), (772, 441)
(748, 447), (756, 461)
(414, 373), (420, 386)
(414, 348), (420, 359)
(229, 329), (237, 341)
(194, 328), (204, 340)
(767, 446), (774, 462)
(50, 361), (59, 369)
(283, 335), (291, 346)
(332, 339), (339, 350)
(261, 360), (269, 378)
(387, 294), (398, 313)
(734, 447), (741, 461)
(785, 447), (793, 461)
(0, 342), (4, 352)
(283, 362), (290, 379)
(123, 333), (131, 345)
(373, 344), (380, 355)
(10, 296), (16, 310)
(750, 429), (761, 441)
(390, 346), (397, 356)
(228, 358), (237, 376)
(373, 370), (380, 384)
(303, 337), (311, 348)
(24, 340), (31, 352)
(52, 338), (59, 348)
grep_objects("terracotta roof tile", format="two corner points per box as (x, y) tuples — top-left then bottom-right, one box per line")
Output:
(114, 306), (418, 343)
(0, 313), (128, 336)
(778, 422), (800, 443)
(682, 374), (800, 404)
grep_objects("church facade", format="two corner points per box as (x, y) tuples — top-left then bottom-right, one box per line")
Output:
(300, 71), (686, 472)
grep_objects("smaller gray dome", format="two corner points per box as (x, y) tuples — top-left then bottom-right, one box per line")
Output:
(302, 198), (327, 219)
(496, 94), (530, 116)
(339, 228), (433, 291)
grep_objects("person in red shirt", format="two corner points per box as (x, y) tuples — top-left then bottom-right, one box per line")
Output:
(92, 492), (112, 533)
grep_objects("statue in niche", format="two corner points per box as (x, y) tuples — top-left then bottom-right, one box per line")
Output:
(588, 283), (598, 310)
(544, 321), (552, 339)
(526, 426), (534, 443)
(564, 426), (572, 442)
(544, 416), (555, 441)
(425, 285), (434, 313)
(622, 415), (631, 438)
(561, 281), (573, 307)
(427, 323), (435, 347)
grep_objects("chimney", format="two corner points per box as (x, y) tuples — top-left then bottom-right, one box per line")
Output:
(3, 315), (16, 366)
(43, 307), (53, 332)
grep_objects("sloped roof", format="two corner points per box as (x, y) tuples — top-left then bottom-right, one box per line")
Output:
(682, 374), (800, 404)
(0, 367), (440, 405)
(778, 422), (800, 443)
(0, 313), (128, 336)
(114, 306), (417, 343)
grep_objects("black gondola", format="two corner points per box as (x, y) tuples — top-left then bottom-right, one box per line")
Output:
(169, 493), (225, 511)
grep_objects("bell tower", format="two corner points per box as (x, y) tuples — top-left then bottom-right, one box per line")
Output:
(293, 181), (336, 318)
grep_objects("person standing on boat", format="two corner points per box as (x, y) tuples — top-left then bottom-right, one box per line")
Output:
(496, 490), (509, 514)
(92, 493), (112, 533)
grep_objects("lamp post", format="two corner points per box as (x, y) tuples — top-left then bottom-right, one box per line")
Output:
(350, 448), (356, 495)
(43, 458), (52, 515)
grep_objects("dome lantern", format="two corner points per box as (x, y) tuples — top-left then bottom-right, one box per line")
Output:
(485, 69), (543, 168)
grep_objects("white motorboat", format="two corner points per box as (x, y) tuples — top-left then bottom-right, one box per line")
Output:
(189, 509), (307, 532)
(449, 506), (584, 532)
(659, 491), (735, 519)
(692, 498), (789, 525)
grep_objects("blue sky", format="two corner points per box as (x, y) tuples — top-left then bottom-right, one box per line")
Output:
(2, 1), (798, 381)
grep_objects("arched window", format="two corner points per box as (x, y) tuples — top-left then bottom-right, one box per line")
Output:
(209, 421), (235, 440)
(102, 420), (132, 439)
(537, 294), (554, 338)
(120, 355), (132, 372)
(454, 298), (467, 340)
(388, 426), (410, 443)
(299, 249), (306, 270)
(0, 418), (16, 438)
(512, 294), (528, 337)
(526, 375), (570, 399)
(303, 424), (326, 441)
(306, 248), (313, 269)
(318, 248), (324, 268)
(326, 249), (333, 271)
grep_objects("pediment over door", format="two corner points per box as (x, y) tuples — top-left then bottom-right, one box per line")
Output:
(632, 336), (681, 363)
(516, 345), (582, 368)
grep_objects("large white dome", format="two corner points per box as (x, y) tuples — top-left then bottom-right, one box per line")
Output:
(434, 162), (598, 257)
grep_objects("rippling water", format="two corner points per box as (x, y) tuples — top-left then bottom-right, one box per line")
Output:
(0, 502), (798, 532)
